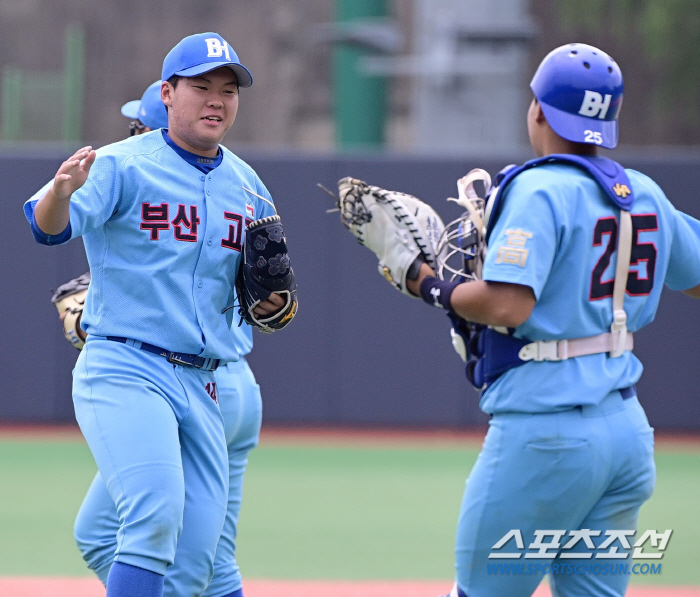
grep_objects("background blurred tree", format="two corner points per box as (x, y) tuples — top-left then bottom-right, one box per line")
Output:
(531, 0), (700, 145)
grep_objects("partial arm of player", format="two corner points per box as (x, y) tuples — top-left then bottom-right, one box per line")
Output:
(33, 147), (96, 235)
(406, 262), (536, 328)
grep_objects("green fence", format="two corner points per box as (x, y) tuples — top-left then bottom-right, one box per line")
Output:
(1, 23), (84, 143)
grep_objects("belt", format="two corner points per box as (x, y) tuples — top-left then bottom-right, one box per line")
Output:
(106, 337), (220, 371)
(620, 385), (636, 400)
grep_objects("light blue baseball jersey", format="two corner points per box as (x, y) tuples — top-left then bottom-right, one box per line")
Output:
(24, 130), (273, 362)
(481, 163), (700, 413)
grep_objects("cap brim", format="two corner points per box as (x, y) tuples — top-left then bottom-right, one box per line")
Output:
(540, 101), (618, 149)
(174, 62), (253, 88)
(120, 100), (141, 119)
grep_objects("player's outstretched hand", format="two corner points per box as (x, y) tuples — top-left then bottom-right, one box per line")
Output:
(52, 146), (96, 200)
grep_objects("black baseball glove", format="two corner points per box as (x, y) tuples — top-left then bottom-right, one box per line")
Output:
(227, 215), (298, 333)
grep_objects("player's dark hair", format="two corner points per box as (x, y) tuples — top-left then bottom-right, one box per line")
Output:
(167, 75), (182, 89)
(163, 75), (182, 113)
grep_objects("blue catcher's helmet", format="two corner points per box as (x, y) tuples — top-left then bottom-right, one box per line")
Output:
(531, 43), (623, 149)
(120, 80), (169, 131)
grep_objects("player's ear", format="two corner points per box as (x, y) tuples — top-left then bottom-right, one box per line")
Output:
(534, 99), (546, 124)
(161, 81), (173, 109)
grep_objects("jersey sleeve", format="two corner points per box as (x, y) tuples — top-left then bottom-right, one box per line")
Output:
(23, 180), (73, 245)
(665, 209), (700, 291)
(65, 153), (123, 238)
(482, 176), (559, 300)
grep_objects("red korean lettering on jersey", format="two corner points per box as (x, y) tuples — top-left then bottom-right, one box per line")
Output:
(141, 203), (202, 242)
(140, 203), (170, 240)
(221, 209), (254, 251)
(205, 382), (218, 404)
(172, 204), (200, 242)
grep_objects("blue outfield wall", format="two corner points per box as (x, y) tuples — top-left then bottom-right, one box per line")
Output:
(3, 149), (700, 429)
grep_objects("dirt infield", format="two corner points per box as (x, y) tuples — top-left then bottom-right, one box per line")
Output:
(2, 423), (699, 449)
(1, 577), (699, 597)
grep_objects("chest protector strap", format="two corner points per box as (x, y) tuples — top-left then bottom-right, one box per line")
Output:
(468, 155), (634, 390)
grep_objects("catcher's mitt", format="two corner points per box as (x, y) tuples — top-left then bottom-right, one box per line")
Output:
(51, 271), (90, 350)
(336, 177), (445, 297)
(227, 215), (298, 333)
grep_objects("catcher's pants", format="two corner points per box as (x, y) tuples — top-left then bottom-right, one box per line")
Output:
(73, 337), (228, 594)
(454, 390), (655, 597)
(74, 357), (262, 597)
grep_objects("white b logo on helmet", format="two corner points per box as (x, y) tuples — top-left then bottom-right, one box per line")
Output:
(578, 90), (612, 120)
(205, 38), (231, 61)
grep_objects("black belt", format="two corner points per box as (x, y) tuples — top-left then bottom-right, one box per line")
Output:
(107, 337), (220, 372)
(620, 385), (636, 400)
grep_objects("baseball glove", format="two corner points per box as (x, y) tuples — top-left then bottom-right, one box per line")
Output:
(228, 215), (298, 333)
(336, 177), (445, 297)
(51, 271), (90, 350)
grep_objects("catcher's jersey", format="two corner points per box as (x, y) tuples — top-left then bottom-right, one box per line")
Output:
(24, 130), (274, 362)
(481, 162), (700, 413)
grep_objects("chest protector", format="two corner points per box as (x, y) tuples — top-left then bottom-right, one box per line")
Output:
(466, 154), (635, 390)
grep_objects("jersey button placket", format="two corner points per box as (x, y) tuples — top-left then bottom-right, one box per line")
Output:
(193, 175), (210, 346)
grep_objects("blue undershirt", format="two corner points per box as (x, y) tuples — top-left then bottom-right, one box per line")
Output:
(161, 129), (223, 173)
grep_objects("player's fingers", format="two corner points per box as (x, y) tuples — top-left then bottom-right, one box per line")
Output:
(58, 159), (80, 173)
(253, 297), (283, 315)
(80, 150), (97, 171)
(65, 148), (92, 167)
(56, 174), (72, 182)
(70, 146), (92, 160)
(267, 292), (286, 308)
(253, 302), (274, 316)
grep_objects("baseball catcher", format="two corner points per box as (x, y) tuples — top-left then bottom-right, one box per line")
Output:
(226, 214), (298, 333)
(51, 271), (90, 350)
(335, 177), (445, 296)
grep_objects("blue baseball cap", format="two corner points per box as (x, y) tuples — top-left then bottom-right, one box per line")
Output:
(120, 80), (169, 130)
(531, 43), (623, 149)
(161, 32), (252, 88)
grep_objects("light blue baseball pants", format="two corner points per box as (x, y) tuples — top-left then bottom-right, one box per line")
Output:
(74, 356), (263, 597)
(454, 391), (655, 597)
(72, 337), (231, 596)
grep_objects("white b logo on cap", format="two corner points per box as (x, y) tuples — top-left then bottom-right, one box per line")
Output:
(578, 90), (612, 120)
(205, 38), (231, 61)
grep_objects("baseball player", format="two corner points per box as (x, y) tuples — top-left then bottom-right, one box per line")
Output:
(120, 79), (170, 136)
(25, 32), (296, 597)
(56, 80), (263, 597)
(335, 43), (700, 597)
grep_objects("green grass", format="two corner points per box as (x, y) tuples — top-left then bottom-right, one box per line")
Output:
(635, 449), (700, 585)
(0, 437), (698, 585)
(0, 440), (97, 576)
(235, 445), (474, 580)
